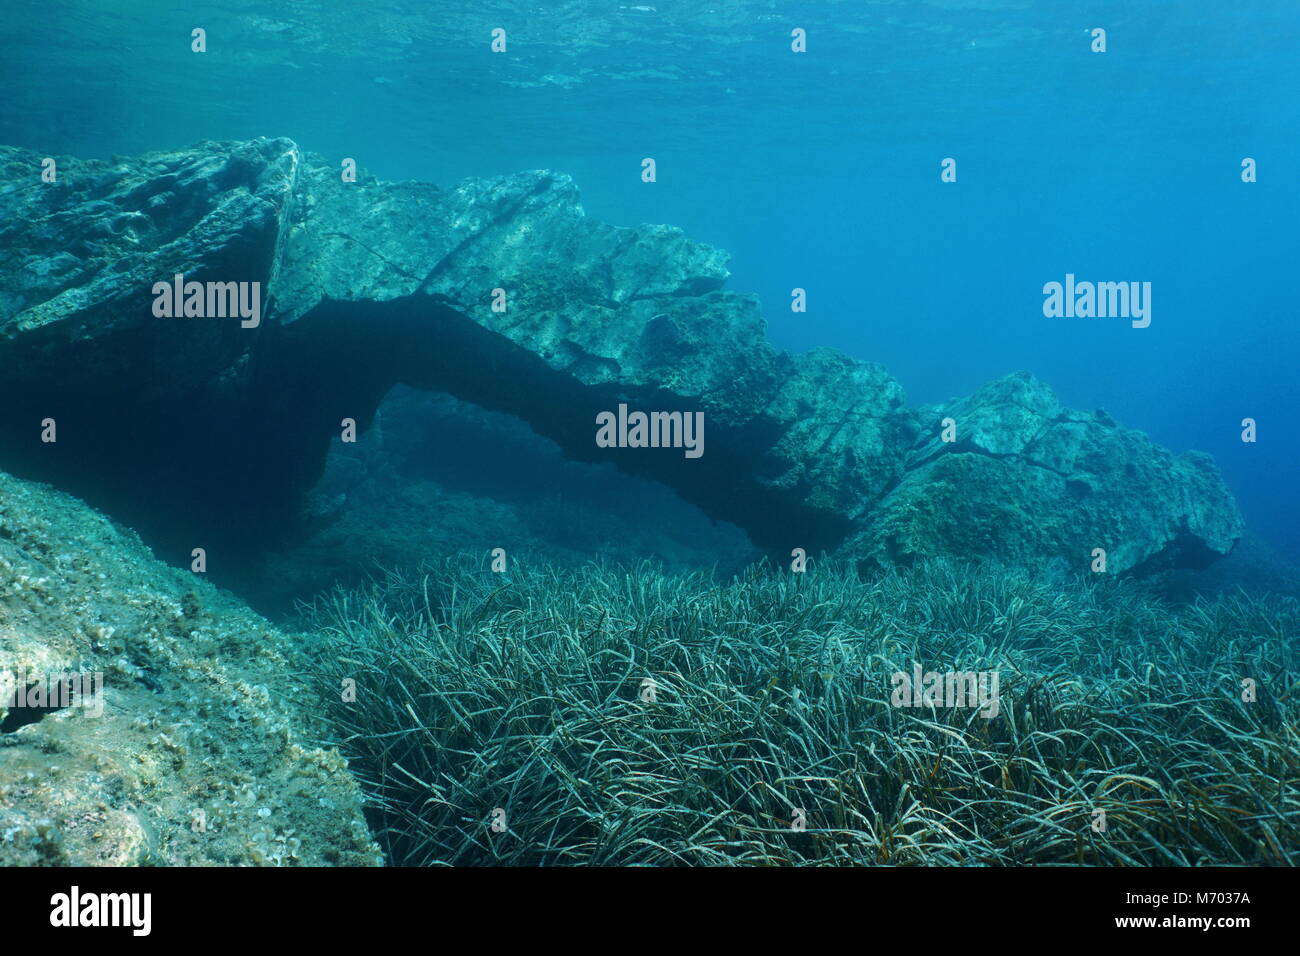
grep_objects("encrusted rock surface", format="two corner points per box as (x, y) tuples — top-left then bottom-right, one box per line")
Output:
(846, 372), (1244, 573)
(0, 470), (382, 866)
(0, 137), (1243, 574)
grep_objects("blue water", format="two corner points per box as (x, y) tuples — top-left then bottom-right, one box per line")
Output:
(3, 0), (1296, 555)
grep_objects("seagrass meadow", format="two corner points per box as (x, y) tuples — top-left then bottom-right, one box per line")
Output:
(303, 556), (1300, 866)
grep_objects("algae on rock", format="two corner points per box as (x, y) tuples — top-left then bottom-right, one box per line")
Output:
(0, 138), (1243, 580)
(0, 470), (381, 866)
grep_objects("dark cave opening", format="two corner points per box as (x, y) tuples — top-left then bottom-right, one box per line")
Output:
(0, 293), (850, 604)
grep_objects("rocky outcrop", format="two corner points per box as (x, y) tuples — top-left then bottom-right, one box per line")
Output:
(0, 469), (381, 865)
(0, 137), (1242, 575)
(845, 372), (1244, 573)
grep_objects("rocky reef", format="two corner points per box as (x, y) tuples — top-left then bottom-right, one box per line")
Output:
(847, 372), (1244, 574)
(0, 137), (1242, 575)
(0, 469), (381, 865)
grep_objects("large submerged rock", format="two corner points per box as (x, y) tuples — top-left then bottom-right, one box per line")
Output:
(0, 137), (1242, 574)
(0, 469), (381, 865)
(845, 372), (1243, 573)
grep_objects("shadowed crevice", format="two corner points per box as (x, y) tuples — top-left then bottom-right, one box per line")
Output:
(0, 292), (853, 585)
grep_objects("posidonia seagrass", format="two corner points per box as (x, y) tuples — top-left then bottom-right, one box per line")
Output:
(303, 556), (1298, 866)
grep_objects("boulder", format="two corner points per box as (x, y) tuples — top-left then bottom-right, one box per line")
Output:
(0, 469), (381, 865)
(849, 372), (1243, 573)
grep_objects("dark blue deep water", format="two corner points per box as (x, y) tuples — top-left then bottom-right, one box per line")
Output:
(3, 0), (1295, 558)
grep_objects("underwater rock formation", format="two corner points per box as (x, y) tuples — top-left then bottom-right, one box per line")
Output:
(0, 137), (1241, 574)
(845, 372), (1244, 573)
(0, 469), (381, 865)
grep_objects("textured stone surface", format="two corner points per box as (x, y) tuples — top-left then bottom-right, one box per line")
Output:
(847, 372), (1244, 573)
(0, 470), (381, 866)
(0, 138), (1243, 574)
